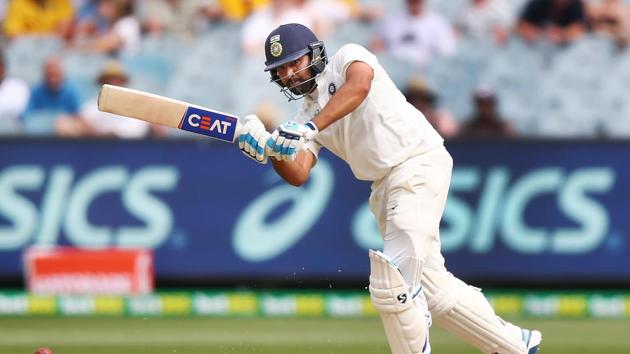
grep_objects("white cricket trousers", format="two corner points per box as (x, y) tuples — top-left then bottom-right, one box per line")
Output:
(369, 144), (452, 285)
(369, 144), (529, 354)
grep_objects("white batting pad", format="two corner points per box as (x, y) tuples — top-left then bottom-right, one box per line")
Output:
(422, 267), (527, 354)
(369, 250), (430, 354)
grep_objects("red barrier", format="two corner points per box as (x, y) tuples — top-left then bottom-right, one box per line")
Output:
(24, 248), (154, 295)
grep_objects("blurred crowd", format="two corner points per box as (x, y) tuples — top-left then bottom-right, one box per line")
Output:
(0, 0), (629, 139)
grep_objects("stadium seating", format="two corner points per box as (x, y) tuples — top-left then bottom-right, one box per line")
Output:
(164, 24), (241, 115)
(6, 36), (64, 86)
(5, 11), (630, 138)
(21, 111), (59, 136)
(61, 50), (109, 102)
(422, 36), (498, 121)
(121, 52), (171, 94)
(326, 21), (375, 53)
(600, 79), (630, 137)
(0, 118), (21, 135)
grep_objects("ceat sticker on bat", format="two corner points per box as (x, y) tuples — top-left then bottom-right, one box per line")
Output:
(179, 106), (239, 143)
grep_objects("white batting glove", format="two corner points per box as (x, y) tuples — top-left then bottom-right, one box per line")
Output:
(266, 120), (318, 161)
(238, 114), (271, 164)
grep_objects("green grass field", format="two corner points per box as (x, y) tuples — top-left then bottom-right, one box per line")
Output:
(0, 317), (628, 354)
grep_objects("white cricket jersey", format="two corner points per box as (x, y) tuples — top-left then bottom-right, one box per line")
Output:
(296, 44), (444, 181)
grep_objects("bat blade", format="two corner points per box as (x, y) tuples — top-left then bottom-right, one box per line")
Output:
(98, 84), (242, 143)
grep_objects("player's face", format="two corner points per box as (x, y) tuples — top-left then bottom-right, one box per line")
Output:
(276, 54), (315, 95)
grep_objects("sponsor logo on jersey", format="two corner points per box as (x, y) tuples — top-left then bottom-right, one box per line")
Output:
(179, 106), (238, 142)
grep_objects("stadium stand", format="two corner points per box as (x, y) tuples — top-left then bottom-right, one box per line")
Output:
(5, 36), (64, 86)
(1, 0), (629, 138)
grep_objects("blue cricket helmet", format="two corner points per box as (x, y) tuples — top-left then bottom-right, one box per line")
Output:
(263, 23), (327, 100)
(264, 23), (327, 75)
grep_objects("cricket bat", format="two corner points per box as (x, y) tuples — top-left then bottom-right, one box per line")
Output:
(97, 84), (242, 143)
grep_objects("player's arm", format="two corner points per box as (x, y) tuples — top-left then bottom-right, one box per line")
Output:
(271, 150), (317, 187)
(235, 114), (316, 186)
(311, 61), (373, 131)
(265, 61), (373, 164)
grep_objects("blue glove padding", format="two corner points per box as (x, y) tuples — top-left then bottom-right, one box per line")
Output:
(266, 120), (318, 161)
(238, 115), (271, 164)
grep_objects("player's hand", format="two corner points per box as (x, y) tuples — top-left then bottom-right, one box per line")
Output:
(266, 120), (318, 161)
(238, 114), (271, 164)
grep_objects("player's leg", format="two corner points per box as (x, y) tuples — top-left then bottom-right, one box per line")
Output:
(369, 250), (431, 354)
(422, 254), (542, 354)
(411, 147), (542, 354)
(368, 164), (432, 354)
(370, 148), (454, 352)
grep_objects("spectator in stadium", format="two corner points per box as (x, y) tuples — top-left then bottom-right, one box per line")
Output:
(404, 77), (459, 138)
(73, 0), (140, 56)
(371, 0), (456, 67)
(219, 0), (270, 22)
(0, 51), (30, 134)
(23, 56), (81, 134)
(305, 0), (354, 39)
(241, 0), (319, 56)
(3, 0), (74, 40)
(454, 0), (514, 45)
(139, 0), (225, 40)
(56, 60), (154, 138)
(345, 0), (384, 23)
(586, 0), (630, 47)
(241, 0), (364, 56)
(74, 0), (111, 38)
(460, 86), (515, 138)
(516, 0), (587, 45)
(0, 1), (7, 22)
(305, 0), (383, 39)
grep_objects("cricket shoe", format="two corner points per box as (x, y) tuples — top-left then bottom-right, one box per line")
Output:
(521, 328), (542, 354)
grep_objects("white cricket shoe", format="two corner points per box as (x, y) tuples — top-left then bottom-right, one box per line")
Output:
(521, 329), (542, 354)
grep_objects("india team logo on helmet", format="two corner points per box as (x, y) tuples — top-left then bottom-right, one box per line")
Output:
(270, 42), (283, 57)
(269, 35), (283, 57)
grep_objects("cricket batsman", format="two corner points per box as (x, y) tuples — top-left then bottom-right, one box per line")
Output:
(237, 23), (542, 354)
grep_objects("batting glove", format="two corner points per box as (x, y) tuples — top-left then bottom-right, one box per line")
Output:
(238, 115), (271, 164)
(266, 120), (318, 161)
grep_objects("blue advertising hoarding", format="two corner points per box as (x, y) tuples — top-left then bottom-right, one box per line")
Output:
(0, 139), (628, 283)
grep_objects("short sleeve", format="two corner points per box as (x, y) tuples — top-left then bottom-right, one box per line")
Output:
(332, 44), (379, 80)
